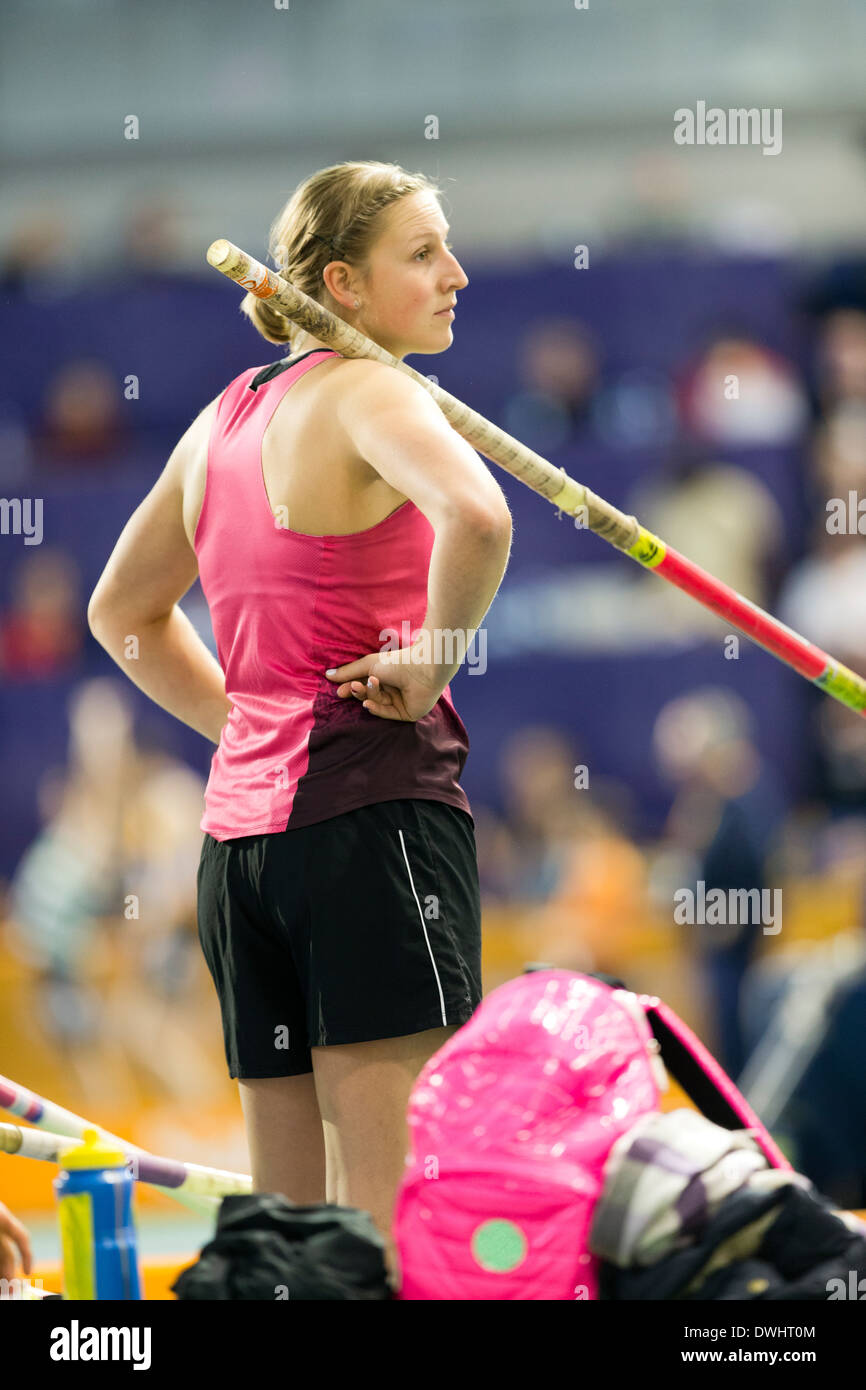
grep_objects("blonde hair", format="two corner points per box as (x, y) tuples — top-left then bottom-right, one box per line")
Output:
(240, 161), (443, 350)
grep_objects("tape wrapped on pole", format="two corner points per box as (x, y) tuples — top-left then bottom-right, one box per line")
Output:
(206, 238), (866, 718)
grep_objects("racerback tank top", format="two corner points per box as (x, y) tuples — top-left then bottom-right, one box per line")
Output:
(194, 348), (472, 839)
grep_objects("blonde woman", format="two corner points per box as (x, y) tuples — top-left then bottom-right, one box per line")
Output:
(88, 161), (512, 1285)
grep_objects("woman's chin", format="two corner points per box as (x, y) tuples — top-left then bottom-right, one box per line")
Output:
(401, 324), (455, 358)
(425, 325), (456, 354)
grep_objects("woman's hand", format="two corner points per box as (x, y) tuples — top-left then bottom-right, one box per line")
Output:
(0, 1200), (32, 1281)
(325, 643), (448, 722)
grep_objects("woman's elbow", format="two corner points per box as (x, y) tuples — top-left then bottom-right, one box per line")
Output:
(87, 592), (111, 641)
(87, 580), (124, 638)
(479, 505), (513, 545)
(460, 500), (511, 541)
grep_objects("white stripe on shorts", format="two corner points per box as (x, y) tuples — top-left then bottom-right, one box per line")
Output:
(397, 828), (447, 1026)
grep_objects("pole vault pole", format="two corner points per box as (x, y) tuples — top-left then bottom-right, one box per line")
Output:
(0, 1121), (252, 1201)
(206, 238), (866, 718)
(0, 1073), (220, 1217)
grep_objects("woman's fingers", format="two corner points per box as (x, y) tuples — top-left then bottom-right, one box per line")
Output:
(335, 677), (365, 697)
(326, 658), (369, 694)
(329, 662), (400, 709)
(0, 1205), (32, 1276)
(365, 677), (392, 704)
(349, 680), (372, 701)
(0, 1229), (29, 1280)
(349, 677), (392, 706)
(362, 698), (402, 719)
(326, 654), (429, 721)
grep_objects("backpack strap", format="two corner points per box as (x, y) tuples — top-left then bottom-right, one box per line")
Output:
(523, 964), (792, 1170)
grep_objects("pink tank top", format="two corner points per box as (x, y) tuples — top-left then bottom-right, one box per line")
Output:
(194, 348), (472, 839)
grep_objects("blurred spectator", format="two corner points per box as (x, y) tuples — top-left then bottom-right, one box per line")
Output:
(652, 686), (787, 1080)
(474, 722), (645, 976)
(121, 736), (207, 996)
(0, 549), (85, 680)
(0, 209), (76, 295)
(612, 150), (692, 242)
(784, 287), (866, 816)
(475, 724), (585, 902)
(36, 360), (125, 467)
(6, 679), (134, 987)
(675, 333), (807, 446)
(811, 401), (866, 500)
(812, 693), (866, 815)
(0, 403), (35, 487)
(774, 960), (866, 1209)
(629, 454), (785, 634)
(105, 736), (218, 1103)
(526, 797), (649, 977)
(592, 366), (677, 449)
(776, 512), (866, 810)
(4, 677), (210, 1105)
(778, 525), (866, 673)
(121, 196), (185, 273)
(702, 199), (795, 255)
(503, 319), (602, 453)
(739, 927), (866, 1211)
(813, 308), (866, 412)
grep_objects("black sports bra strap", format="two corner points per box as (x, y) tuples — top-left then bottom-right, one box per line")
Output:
(249, 349), (339, 392)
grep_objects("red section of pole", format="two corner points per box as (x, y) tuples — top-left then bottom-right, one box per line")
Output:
(657, 545), (831, 683)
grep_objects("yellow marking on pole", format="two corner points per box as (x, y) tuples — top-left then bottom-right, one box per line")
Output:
(626, 527), (667, 569)
(815, 662), (866, 712)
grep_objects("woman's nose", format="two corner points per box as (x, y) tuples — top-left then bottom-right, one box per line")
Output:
(448, 256), (469, 290)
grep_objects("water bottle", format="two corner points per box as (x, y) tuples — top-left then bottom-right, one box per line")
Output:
(53, 1127), (142, 1300)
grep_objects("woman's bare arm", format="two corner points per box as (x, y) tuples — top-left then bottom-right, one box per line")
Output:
(88, 398), (232, 744)
(337, 360), (513, 660)
(337, 359), (512, 532)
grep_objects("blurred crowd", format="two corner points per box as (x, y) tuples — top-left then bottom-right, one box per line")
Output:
(489, 290), (866, 1205)
(1, 678), (224, 1111)
(500, 294), (866, 813)
(1, 205), (866, 1212)
(0, 198), (187, 489)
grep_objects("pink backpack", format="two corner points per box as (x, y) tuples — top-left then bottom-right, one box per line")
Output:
(393, 970), (789, 1300)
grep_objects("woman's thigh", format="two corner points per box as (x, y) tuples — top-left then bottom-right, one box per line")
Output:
(311, 1025), (457, 1194)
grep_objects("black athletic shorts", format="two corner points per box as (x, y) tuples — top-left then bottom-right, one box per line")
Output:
(196, 798), (483, 1079)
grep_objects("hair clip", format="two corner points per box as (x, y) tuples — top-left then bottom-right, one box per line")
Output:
(308, 231), (344, 260)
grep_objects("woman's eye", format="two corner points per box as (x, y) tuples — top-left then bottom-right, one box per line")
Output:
(415, 243), (454, 262)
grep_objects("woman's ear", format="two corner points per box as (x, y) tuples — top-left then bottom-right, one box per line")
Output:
(322, 261), (357, 311)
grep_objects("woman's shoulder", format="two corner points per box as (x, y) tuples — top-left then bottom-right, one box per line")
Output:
(328, 355), (433, 417)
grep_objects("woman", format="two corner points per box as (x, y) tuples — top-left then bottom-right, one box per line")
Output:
(88, 160), (512, 1285)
